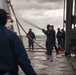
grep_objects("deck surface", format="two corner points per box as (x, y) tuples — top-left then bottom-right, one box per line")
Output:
(19, 49), (76, 75)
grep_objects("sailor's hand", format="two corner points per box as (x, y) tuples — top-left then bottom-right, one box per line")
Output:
(42, 29), (45, 32)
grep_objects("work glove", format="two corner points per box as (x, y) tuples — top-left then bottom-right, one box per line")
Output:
(42, 29), (45, 32)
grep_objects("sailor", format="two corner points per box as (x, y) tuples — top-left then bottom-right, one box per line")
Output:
(51, 25), (59, 54)
(57, 28), (62, 50)
(42, 24), (53, 55)
(0, 9), (37, 75)
(26, 28), (36, 51)
(61, 29), (65, 50)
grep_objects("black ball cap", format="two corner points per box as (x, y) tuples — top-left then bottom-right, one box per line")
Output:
(0, 9), (7, 25)
(47, 24), (50, 29)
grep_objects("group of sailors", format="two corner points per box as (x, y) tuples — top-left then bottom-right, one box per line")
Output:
(42, 24), (65, 55)
(26, 24), (65, 55)
(57, 28), (65, 51)
(0, 8), (66, 75)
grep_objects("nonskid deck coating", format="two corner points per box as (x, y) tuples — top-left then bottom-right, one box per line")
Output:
(19, 49), (76, 75)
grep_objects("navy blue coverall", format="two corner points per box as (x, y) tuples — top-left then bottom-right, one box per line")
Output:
(52, 29), (59, 54)
(57, 31), (62, 50)
(43, 29), (53, 55)
(27, 31), (36, 50)
(0, 26), (37, 75)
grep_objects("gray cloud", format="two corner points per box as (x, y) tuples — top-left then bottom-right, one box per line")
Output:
(11, 0), (64, 35)
(35, 0), (63, 3)
(14, 15), (63, 35)
(25, 0), (63, 3)
(11, 0), (64, 10)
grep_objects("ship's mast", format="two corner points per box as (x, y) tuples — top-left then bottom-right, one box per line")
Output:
(65, 0), (76, 56)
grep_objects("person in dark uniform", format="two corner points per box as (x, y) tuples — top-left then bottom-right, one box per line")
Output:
(42, 24), (53, 55)
(61, 29), (65, 50)
(57, 28), (62, 50)
(51, 25), (59, 54)
(0, 9), (37, 75)
(27, 28), (36, 51)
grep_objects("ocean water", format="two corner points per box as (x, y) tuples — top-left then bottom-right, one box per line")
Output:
(22, 35), (46, 49)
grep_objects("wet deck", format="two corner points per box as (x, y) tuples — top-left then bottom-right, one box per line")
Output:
(18, 49), (76, 75)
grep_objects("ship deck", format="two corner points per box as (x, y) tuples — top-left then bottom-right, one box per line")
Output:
(18, 49), (76, 75)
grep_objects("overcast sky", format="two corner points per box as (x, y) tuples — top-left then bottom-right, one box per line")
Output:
(11, 0), (64, 35)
